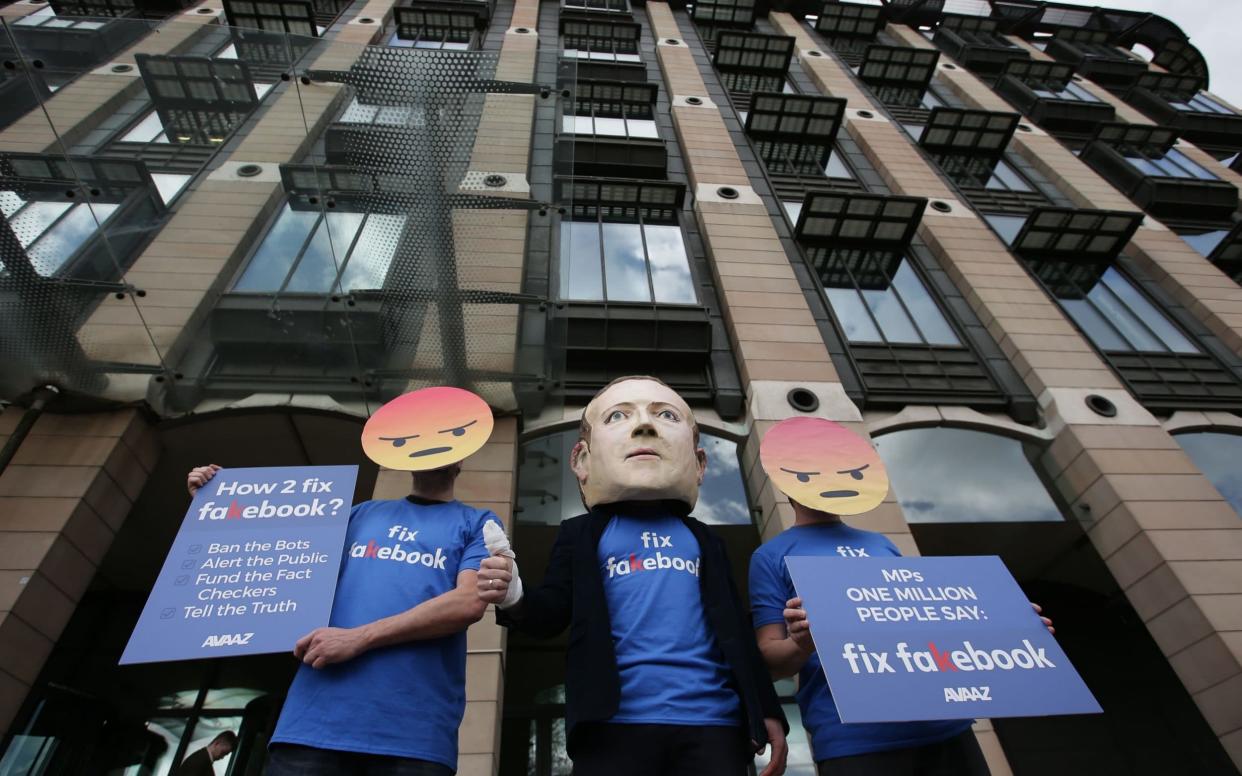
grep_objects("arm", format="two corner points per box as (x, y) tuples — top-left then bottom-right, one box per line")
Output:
(756, 616), (813, 680)
(295, 569), (486, 669)
(480, 518), (577, 638)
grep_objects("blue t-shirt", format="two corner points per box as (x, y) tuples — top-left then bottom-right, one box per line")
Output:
(271, 498), (492, 769)
(598, 513), (742, 726)
(749, 522), (972, 761)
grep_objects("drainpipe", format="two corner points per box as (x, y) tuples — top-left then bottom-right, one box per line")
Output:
(0, 385), (60, 476)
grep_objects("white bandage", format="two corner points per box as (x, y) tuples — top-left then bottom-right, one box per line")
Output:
(482, 519), (523, 609)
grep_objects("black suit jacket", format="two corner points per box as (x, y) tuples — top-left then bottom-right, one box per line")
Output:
(496, 502), (787, 756)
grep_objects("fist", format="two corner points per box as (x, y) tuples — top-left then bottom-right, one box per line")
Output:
(783, 597), (814, 654)
(187, 464), (221, 497)
(477, 556), (512, 604)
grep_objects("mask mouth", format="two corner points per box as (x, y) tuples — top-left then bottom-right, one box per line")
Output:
(409, 446), (453, 458)
(820, 489), (860, 498)
(625, 448), (660, 460)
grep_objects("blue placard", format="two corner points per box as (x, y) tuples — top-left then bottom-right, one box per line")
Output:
(120, 465), (357, 665)
(785, 555), (1101, 722)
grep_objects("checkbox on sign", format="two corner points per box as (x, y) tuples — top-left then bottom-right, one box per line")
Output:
(175, 575), (190, 586)
(160, 608), (176, 619)
(182, 559), (195, 569)
(188, 545), (202, 554)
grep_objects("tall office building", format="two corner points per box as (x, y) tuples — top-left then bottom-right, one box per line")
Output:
(0, 0), (1240, 771)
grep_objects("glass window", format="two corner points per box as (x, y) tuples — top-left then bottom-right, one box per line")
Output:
(1179, 229), (1230, 258)
(813, 252), (960, 346)
(984, 159), (1035, 192)
(1175, 432), (1242, 517)
(561, 115), (659, 140)
(1168, 92), (1237, 116)
(1032, 81), (1101, 103)
(515, 429), (752, 525)
(151, 173), (191, 205)
(983, 213), (1026, 244)
(387, 30), (472, 49)
(233, 202), (406, 294)
(782, 200), (802, 224)
(121, 111), (170, 144)
(1121, 147), (1219, 181)
(873, 427), (1064, 523)
(559, 220), (696, 304)
(824, 151), (852, 179)
(1027, 262), (1199, 354)
(2, 192), (119, 277)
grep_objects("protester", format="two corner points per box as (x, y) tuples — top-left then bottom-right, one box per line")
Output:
(749, 417), (1052, 776)
(477, 376), (788, 776)
(185, 387), (498, 775)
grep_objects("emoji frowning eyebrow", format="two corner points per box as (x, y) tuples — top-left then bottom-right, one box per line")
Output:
(780, 467), (820, 483)
(438, 419), (478, 435)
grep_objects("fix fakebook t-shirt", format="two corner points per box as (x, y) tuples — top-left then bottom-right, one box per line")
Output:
(749, 522), (972, 761)
(271, 497), (492, 769)
(598, 513), (742, 726)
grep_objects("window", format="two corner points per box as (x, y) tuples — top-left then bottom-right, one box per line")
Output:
(1179, 228), (1230, 258)
(338, 98), (422, 127)
(857, 45), (939, 109)
(1033, 81), (1101, 103)
(559, 220), (695, 304)
(1176, 223), (1242, 283)
(233, 202), (405, 293)
(714, 32), (797, 96)
(389, 8), (476, 49)
(873, 427), (1063, 523)
(1175, 432), (1242, 516)
(744, 93), (846, 176)
(516, 429), (751, 525)
(561, 18), (641, 62)
(1168, 92), (1237, 116)
(1121, 146), (1219, 181)
(810, 250), (960, 346)
(13, 6), (106, 28)
(563, 80), (659, 139)
(1030, 263), (1198, 354)
(1, 191), (118, 276)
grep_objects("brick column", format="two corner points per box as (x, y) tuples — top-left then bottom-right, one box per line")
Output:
(777, 15), (1242, 767)
(0, 408), (158, 735)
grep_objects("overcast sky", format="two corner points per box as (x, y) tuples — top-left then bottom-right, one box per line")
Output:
(1053, 0), (1241, 107)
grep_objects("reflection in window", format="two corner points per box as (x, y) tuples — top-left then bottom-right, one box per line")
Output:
(1, 191), (119, 276)
(1175, 432), (1242, 516)
(1031, 264), (1199, 354)
(809, 250), (959, 346)
(874, 427), (1063, 523)
(387, 30), (472, 49)
(1032, 81), (1101, 103)
(13, 6), (105, 28)
(562, 115), (659, 139)
(1121, 147), (1218, 181)
(233, 203), (405, 293)
(516, 429), (752, 525)
(1168, 92), (1237, 116)
(1178, 229), (1230, 258)
(559, 220), (696, 304)
(983, 213), (1024, 244)
(151, 173), (191, 205)
(339, 97), (423, 127)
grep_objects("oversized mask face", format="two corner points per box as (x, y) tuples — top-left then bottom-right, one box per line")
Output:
(571, 379), (706, 511)
(759, 417), (888, 516)
(362, 387), (494, 471)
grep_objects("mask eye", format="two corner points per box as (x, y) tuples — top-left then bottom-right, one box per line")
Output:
(379, 435), (418, 448)
(780, 467), (819, 483)
(837, 464), (870, 481)
(439, 419), (479, 437)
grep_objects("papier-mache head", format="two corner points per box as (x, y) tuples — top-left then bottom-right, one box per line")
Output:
(759, 417), (889, 516)
(570, 376), (705, 512)
(362, 386), (495, 471)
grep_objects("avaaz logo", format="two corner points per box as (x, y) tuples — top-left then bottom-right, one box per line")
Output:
(202, 632), (255, 647)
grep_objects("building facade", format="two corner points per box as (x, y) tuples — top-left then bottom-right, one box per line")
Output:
(0, 0), (1241, 772)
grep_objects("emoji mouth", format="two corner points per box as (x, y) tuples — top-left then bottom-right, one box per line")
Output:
(820, 490), (860, 498)
(409, 446), (453, 458)
(626, 448), (660, 460)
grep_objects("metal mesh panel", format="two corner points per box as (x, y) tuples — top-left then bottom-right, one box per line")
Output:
(0, 17), (571, 419)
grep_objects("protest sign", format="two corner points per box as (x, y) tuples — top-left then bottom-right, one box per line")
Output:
(786, 555), (1101, 722)
(120, 465), (357, 664)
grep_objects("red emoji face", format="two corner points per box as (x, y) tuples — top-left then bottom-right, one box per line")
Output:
(759, 417), (888, 515)
(362, 387), (494, 471)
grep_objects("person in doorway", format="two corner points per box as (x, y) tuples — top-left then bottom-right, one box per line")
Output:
(172, 730), (237, 776)
(476, 376), (788, 776)
(749, 417), (1053, 776)
(185, 387), (498, 775)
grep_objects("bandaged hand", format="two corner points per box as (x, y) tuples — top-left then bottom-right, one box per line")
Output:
(478, 519), (523, 609)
